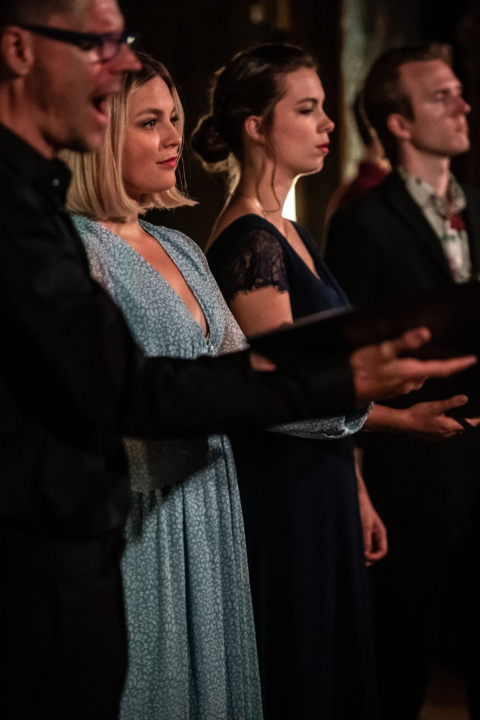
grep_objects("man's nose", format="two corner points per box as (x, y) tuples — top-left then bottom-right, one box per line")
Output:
(112, 44), (141, 73)
(457, 96), (471, 115)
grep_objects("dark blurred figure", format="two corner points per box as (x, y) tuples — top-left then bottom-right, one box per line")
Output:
(326, 44), (480, 720)
(325, 92), (390, 220)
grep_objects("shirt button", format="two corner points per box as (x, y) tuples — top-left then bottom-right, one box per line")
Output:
(52, 178), (60, 187)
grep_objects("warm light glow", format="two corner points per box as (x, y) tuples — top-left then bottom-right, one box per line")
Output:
(249, 3), (266, 24)
(282, 185), (297, 221)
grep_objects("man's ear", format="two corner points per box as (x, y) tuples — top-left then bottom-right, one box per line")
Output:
(0, 27), (35, 77)
(386, 113), (412, 141)
(244, 115), (266, 144)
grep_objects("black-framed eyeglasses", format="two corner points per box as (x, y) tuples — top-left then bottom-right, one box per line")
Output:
(19, 24), (140, 62)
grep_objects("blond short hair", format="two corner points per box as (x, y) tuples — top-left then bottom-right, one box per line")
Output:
(62, 51), (196, 221)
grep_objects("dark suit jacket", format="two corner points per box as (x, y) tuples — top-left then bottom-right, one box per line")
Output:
(0, 124), (355, 539)
(325, 169), (480, 528)
(326, 169), (480, 305)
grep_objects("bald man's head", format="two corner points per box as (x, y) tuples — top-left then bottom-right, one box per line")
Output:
(1, 0), (84, 29)
(0, 0), (140, 156)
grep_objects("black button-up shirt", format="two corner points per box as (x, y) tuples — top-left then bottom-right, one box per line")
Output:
(0, 123), (354, 538)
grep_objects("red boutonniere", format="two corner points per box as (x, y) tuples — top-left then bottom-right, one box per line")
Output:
(449, 213), (465, 231)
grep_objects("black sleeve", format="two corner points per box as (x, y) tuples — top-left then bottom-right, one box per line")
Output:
(0, 174), (356, 440)
(219, 228), (289, 302)
(324, 208), (379, 308)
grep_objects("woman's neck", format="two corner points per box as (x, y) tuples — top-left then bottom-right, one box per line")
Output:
(207, 152), (297, 248)
(99, 212), (142, 243)
(244, 153), (293, 210)
(233, 156), (295, 227)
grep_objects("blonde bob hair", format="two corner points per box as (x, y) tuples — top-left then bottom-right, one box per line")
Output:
(62, 51), (195, 220)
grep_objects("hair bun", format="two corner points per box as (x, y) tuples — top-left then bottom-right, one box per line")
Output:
(191, 116), (230, 164)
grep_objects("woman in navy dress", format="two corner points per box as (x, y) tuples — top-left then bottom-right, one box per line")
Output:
(192, 44), (384, 720)
(192, 44), (470, 720)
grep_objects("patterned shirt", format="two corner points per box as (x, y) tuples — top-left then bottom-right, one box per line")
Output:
(399, 166), (472, 283)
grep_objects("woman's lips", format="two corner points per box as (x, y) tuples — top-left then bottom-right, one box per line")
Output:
(159, 157), (178, 168)
(317, 144), (330, 154)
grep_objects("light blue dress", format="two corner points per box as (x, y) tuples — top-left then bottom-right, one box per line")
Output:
(73, 216), (263, 720)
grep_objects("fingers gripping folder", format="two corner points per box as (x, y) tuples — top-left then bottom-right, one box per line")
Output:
(248, 281), (480, 417)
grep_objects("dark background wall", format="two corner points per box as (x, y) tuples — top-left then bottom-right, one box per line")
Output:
(119, 0), (480, 248)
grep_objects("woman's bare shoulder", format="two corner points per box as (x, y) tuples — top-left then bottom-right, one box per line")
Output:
(207, 199), (262, 250)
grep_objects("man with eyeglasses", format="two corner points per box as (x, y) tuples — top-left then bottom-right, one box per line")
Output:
(0, 2), (476, 719)
(0, 4), (143, 719)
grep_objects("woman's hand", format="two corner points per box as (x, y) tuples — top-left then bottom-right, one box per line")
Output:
(401, 397), (480, 440)
(351, 327), (477, 403)
(356, 469), (388, 566)
(367, 395), (480, 441)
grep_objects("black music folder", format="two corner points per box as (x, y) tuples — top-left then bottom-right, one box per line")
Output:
(248, 282), (480, 417)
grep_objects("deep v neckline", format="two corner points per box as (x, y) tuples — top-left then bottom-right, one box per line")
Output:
(105, 221), (210, 341)
(282, 219), (321, 281)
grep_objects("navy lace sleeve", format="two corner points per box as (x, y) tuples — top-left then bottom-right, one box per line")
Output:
(219, 228), (289, 302)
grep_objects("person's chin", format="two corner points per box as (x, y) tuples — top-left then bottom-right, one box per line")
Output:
(75, 104), (111, 151)
(154, 181), (177, 194)
(301, 159), (324, 176)
(140, 180), (176, 196)
(155, 167), (177, 188)
(78, 124), (110, 154)
(451, 138), (470, 156)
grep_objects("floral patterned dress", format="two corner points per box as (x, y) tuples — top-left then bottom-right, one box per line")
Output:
(73, 216), (262, 720)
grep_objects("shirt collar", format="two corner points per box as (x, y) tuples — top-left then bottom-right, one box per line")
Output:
(0, 123), (71, 208)
(398, 165), (466, 219)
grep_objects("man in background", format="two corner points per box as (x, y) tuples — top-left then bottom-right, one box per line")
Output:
(325, 91), (390, 220)
(326, 44), (480, 720)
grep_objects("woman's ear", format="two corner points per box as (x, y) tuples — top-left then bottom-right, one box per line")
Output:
(244, 115), (266, 144)
(386, 113), (412, 141)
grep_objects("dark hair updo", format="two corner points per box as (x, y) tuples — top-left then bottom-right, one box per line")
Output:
(191, 43), (317, 186)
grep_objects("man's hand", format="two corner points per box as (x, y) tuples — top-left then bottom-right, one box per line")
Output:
(351, 327), (477, 403)
(250, 352), (276, 372)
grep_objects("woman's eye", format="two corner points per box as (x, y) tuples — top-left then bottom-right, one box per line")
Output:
(171, 115), (180, 124)
(143, 119), (157, 128)
(299, 108), (313, 115)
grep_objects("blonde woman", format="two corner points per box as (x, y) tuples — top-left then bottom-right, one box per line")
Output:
(63, 52), (262, 720)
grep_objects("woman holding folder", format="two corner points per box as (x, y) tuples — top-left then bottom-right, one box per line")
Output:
(192, 43), (473, 720)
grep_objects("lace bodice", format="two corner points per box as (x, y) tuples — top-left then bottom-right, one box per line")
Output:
(218, 228), (289, 300)
(208, 216), (370, 438)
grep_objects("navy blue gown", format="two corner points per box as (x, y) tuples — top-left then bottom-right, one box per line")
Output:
(207, 215), (377, 720)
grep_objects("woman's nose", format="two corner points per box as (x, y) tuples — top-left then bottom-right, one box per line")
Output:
(163, 125), (182, 150)
(321, 114), (335, 133)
